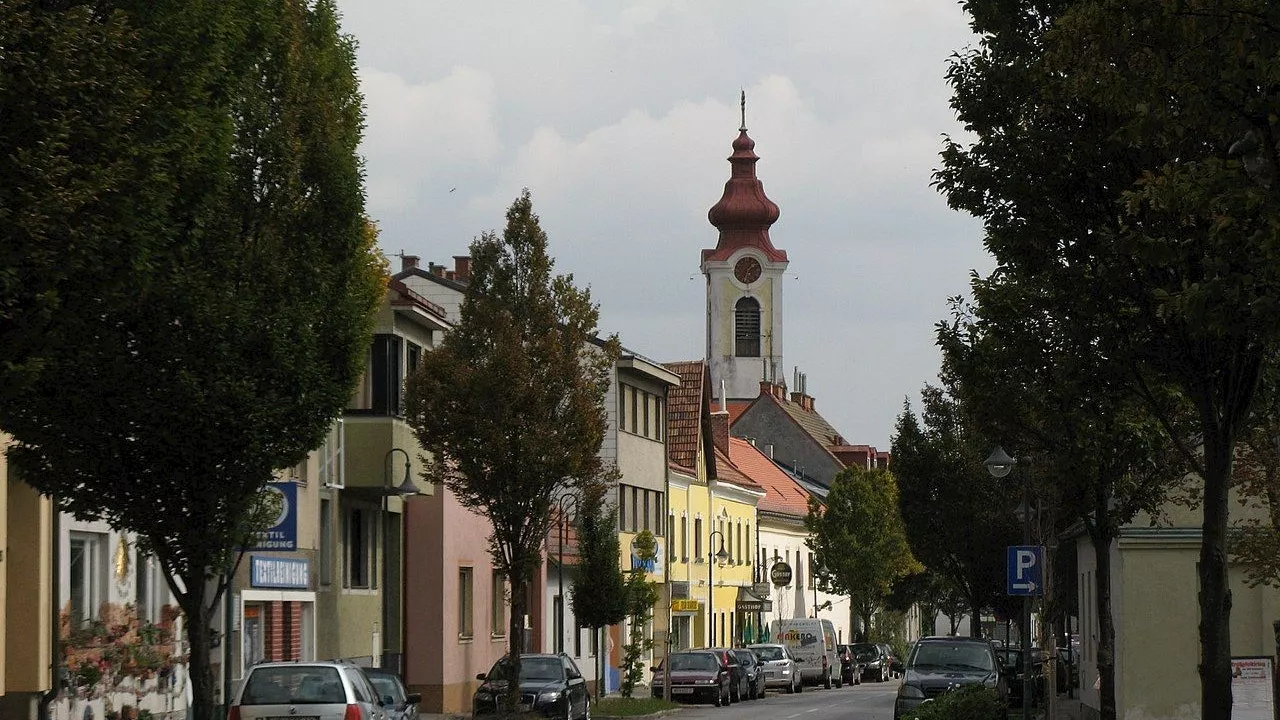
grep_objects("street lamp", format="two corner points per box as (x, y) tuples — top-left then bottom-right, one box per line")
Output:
(382, 448), (421, 671)
(554, 493), (580, 654)
(986, 446), (1030, 720)
(707, 530), (729, 646)
(812, 561), (830, 618)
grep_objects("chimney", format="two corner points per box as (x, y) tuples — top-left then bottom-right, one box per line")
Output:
(759, 381), (773, 397)
(765, 444), (774, 459)
(446, 270), (456, 281)
(401, 254), (420, 272)
(453, 255), (472, 282)
(429, 263), (446, 278)
(710, 410), (731, 456)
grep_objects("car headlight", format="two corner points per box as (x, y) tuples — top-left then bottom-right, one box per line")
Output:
(897, 684), (925, 699)
(781, 669), (791, 675)
(539, 691), (562, 703)
(696, 678), (716, 685)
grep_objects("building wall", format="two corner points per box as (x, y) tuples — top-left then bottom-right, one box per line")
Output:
(757, 521), (851, 643)
(3, 471), (53, 713)
(731, 405), (843, 489)
(707, 482), (760, 647)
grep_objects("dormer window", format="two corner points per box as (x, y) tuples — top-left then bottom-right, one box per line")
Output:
(735, 297), (761, 357)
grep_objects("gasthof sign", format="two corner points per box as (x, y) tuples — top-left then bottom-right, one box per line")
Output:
(770, 561), (793, 587)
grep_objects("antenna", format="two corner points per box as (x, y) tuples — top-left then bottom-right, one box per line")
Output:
(740, 89), (747, 131)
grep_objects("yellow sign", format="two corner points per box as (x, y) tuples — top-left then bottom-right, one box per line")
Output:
(672, 599), (702, 613)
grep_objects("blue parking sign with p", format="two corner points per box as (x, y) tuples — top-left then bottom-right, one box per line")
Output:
(1007, 546), (1044, 596)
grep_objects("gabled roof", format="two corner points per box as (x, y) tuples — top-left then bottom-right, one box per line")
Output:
(737, 389), (845, 464)
(728, 437), (812, 518)
(387, 278), (451, 328)
(664, 361), (715, 474)
(712, 445), (763, 492)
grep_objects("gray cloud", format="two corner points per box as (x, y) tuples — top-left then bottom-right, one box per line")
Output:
(337, 0), (991, 449)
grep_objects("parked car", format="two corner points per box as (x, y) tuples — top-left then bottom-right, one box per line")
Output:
(748, 643), (802, 694)
(473, 653), (591, 719)
(878, 643), (902, 679)
(732, 648), (767, 699)
(850, 642), (890, 682)
(836, 644), (863, 686)
(651, 651), (731, 706)
(893, 636), (1008, 720)
(363, 668), (421, 720)
(707, 648), (749, 702)
(997, 648), (1047, 708)
(229, 660), (388, 720)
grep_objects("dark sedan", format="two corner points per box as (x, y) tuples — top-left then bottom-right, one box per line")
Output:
(894, 636), (1007, 720)
(732, 648), (766, 699)
(364, 668), (421, 720)
(651, 651), (731, 706)
(836, 645), (863, 686)
(473, 653), (591, 720)
(850, 642), (890, 682)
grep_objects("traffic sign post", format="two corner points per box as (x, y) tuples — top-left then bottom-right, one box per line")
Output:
(1007, 545), (1044, 597)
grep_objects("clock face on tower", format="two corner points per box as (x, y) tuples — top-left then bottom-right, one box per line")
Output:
(734, 256), (762, 284)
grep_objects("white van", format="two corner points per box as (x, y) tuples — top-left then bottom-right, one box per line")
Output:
(773, 618), (839, 688)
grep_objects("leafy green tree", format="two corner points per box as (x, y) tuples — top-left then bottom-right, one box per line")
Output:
(405, 190), (621, 712)
(806, 466), (921, 642)
(571, 479), (628, 702)
(619, 530), (659, 699)
(936, 0), (1280, 711)
(0, 2), (380, 718)
(892, 394), (1020, 638)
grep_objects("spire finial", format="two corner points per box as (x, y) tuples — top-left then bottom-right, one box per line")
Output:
(739, 89), (747, 131)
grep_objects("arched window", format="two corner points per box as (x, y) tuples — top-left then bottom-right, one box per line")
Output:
(735, 297), (761, 357)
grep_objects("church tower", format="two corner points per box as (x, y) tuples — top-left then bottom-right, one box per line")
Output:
(702, 102), (788, 403)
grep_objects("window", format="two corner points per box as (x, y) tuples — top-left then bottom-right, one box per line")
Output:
(668, 515), (676, 559)
(69, 532), (105, 626)
(655, 495), (664, 536)
(642, 491), (650, 532)
(134, 549), (163, 624)
(735, 297), (761, 357)
(371, 334), (404, 415)
(631, 487), (639, 532)
(618, 486), (627, 531)
(344, 506), (377, 588)
(629, 386), (638, 432)
(407, 341), (422, 371)
(694, 518), (703, 559)
(319, 498), (333, 586)
(491, 570), (506, 636)
(459, 567), (474, 638)
(574, 618), (583, 657)
(655, 401), (664, 441)
(681, 515), (689, 561)
(736, 522), (743, 564)
(745, 522), (752, 564)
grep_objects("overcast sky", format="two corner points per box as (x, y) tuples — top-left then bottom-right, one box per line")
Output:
(335, 0), (993, 450)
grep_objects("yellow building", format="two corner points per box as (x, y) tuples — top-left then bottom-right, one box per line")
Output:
(662, 362), (763, 651)
(0, 433), (55, 720)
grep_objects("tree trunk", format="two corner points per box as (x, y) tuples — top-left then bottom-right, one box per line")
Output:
(1199, 430), (1235, 720)
(948, 613), (958, 635)
(507, 577), (528, 714)
(182, 577), (215, 720)
(1091, 511), (1118, 720)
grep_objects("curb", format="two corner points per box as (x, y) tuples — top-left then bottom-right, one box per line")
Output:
(595, 710), (684, 720)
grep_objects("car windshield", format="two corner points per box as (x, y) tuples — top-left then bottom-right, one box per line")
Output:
(366, 673), (406, 704)
(911, 643), (995, 671)
(850, 643), (879, 661)
(488, 657), (564, 682)
(751, 646), (784, 661)
(242, 666), (345, 705)
(669, 654), (719, 672)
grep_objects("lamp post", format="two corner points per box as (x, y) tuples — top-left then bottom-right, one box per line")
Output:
(812, 561), (829, 618)
(986, 446), (1030, 720)
(707, 530), (729, 646)
(382, 448), (421, 671)
(554, 493), (580, 655)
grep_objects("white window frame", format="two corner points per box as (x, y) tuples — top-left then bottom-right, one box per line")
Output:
(69, 531), (107, 626)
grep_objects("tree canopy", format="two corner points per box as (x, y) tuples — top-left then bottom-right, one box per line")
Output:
(0, 2), (381, 717)
(405, 190), (620, 709)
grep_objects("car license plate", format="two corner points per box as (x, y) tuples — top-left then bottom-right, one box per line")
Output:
(673, 687), (695, 694)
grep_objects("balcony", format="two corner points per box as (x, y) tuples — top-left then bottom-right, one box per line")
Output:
(340, 414), (432, 494)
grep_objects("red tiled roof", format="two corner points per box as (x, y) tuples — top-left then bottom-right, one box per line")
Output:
(726, 400), (752, 424)
(728, 437), (812, 518)
(664, 361), (708, 471)
(713, 446), (763, 492)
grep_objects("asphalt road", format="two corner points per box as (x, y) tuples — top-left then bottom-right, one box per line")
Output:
(668, 677), (901, 720)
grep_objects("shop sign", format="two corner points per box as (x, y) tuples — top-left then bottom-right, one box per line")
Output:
(246, 482), (298, 551)
(631, 538), (664, 577)
(671, 599), (701, 613)
(770, 561), (793, 587)
(251, 556), (310, 589)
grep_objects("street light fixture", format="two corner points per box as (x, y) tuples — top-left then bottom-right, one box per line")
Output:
(812, 561), (830, 618)
(381, 448), (421, 671)
(986, 445), (1030, 720)
(707, 530), (729, 645)
(553, 492), (580, 654)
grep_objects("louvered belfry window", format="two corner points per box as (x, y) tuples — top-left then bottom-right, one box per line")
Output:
(735, 296), (761, 357)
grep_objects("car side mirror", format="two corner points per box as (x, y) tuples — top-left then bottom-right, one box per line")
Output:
(476, 673), (486, 681)
(406, 693), (422, 705)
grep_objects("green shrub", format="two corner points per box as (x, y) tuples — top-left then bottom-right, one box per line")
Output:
(911, 684), (1005, 720)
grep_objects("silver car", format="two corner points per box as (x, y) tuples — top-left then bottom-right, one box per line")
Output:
(230, 661), (389, 720)
(747, 643), (802, 694)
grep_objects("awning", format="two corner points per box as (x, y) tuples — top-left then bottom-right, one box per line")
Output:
(735, 586), (773, 613)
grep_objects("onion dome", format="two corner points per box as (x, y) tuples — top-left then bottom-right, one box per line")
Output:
(705, 129), (786, 262)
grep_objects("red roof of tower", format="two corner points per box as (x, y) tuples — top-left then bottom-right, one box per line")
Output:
(703, 128), (787, 263)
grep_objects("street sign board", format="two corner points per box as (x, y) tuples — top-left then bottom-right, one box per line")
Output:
(1006, 545), (1044, 596)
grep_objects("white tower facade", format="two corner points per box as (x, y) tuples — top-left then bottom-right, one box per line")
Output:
(702, 125), (788, 402)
